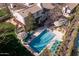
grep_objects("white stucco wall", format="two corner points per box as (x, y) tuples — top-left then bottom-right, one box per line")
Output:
(13, 12), (25, 25)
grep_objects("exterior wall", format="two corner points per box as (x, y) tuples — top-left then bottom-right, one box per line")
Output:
(12, 10), (45, 27)
(13, 18), (24, 27)
(13, 12), (25, 25)
(10, 8), (47, 26)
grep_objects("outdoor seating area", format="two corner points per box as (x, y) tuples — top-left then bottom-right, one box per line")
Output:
(0, 6), (11, 16)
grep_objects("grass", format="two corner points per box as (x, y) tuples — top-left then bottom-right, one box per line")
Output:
(0, 8), (9, 17)
(0, 22), (15, 29)
(0, 10), (7, 17)
(0, 22), (15, 34)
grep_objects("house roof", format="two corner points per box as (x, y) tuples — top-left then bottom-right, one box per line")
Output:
(17, 5), (42, 18)
(65, 3), (78, 10)
(42, 3), (78, 10)
(0, 3), (7, 9)
(41, 3), (55, 9)
(8, 3), (29, 11)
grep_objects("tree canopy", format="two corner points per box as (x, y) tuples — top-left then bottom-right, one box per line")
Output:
(0, 22), (33, 56)
(25, 12), (36, 32)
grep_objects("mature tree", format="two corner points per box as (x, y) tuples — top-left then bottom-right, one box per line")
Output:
(25, 12), (36, 32)
(0, 4), (12, 22)
(0, 22), (33, 56)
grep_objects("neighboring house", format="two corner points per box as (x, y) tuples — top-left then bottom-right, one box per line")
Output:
(62, 3), (78, 17)
(41, 3), (55, 10)
(66, 3), (78, 11)
(41, 3), (66, 10)
(8, 3), (47, 28)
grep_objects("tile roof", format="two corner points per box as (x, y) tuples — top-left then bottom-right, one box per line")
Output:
(17, 5), (42, 18)
(0, 3), (6, 8)
(66, 3), (78, 10)
(42, 3), (55, 9)
(8, 3), (29, 11)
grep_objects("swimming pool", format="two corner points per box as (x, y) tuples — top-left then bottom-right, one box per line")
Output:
(29, 29), (56, 53)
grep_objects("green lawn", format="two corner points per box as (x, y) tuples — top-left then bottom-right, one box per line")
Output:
(0, 10), (7, 17)
(0, 7), (10, 17)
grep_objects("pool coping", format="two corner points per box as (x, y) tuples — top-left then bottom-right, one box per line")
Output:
(21, 28), (64, 56)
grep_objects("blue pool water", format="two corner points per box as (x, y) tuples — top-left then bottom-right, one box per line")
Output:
(24, 31), (34, 42)
(29, 29), (56, 53)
